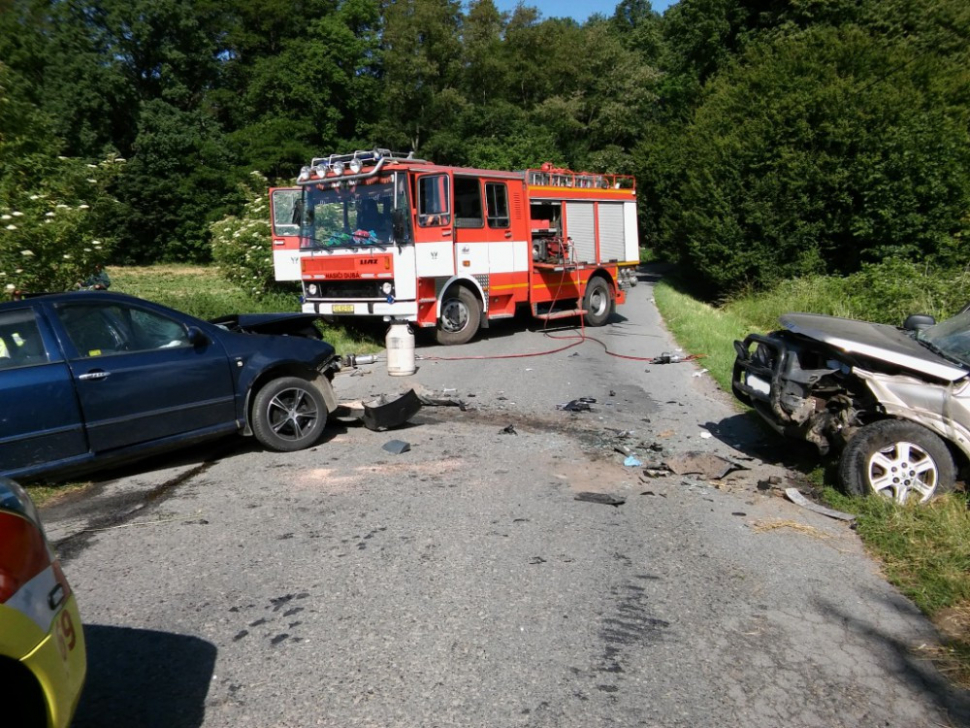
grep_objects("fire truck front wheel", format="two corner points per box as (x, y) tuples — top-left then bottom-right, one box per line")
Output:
(583, 277), (614, 327)
(437, 286), (481, 345)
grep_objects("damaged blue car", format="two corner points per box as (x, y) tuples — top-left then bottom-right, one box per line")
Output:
(0, 292), (340, 481)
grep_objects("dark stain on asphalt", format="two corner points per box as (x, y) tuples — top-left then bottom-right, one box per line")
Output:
(283, 607), (303, 617)
(249, 618), (268, 627)
(270, 633), (289, 646)
(233, 630), (249, 641)
(52, 461), (216, 563)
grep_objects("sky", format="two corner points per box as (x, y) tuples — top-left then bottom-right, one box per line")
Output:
(490, 0), (677, 23)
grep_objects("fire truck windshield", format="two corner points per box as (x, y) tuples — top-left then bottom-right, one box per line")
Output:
(300, 176), (409, 249)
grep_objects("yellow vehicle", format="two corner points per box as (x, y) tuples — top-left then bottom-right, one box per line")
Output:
(0, 476), (86, 727)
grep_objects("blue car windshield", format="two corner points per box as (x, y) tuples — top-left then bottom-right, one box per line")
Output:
(917, 310), (970, 368)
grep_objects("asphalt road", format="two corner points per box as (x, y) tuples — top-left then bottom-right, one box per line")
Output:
(45, 270), (970, 727)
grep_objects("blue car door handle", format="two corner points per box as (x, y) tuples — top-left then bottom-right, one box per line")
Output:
(78, 370), (110, 380)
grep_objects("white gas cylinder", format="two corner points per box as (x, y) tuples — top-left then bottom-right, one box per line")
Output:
(385, 322), (416, 376)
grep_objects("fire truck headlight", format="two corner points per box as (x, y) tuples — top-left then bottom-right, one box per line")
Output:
(314, 163), (328, 177)
(381, 282), (394, 296)
(350, 159), (362, 174)
(332, 161), (345, 175)
(307, 284), (319, 296)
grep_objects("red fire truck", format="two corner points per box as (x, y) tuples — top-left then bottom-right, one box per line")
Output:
(269, 149), (639, 345)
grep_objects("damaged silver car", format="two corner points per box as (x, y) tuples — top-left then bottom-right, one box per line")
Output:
(732, 310), (970, 504)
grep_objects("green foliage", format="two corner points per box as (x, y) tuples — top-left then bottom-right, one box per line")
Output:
(210, 172), (290, 297)
(115, 100), (239, 263)
(0, 156), (124, 296)
(656, 25), (970, 293)
(725, 260), (970, 332)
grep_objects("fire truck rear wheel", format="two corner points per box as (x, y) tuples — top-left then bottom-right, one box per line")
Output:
(583, 277), (614, 327)
(436, 286), (480, 346)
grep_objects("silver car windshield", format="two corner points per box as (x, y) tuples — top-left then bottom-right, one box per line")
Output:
(917, 311), (970, 367)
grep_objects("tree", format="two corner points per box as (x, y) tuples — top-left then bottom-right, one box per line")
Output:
(379, 0), (464, 152)
(656, 26), (970, 292)
(115, 100), (238, 263)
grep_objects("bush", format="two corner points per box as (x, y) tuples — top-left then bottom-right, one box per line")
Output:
(659, 26), (970, 294)
(0, 155), (124, 297)
(210, 172), (296, 298)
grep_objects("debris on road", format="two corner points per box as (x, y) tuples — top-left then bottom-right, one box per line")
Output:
(501, 424), (517, 435)
(557, 397), (596, 412)
(362, 389), (423, 431)
(334, 389), (423, 430)
(785, 488), (856, 522)
(663, 451), (747, 480)
(382, 440), (411, 455)
(752, 519), (830, 539)
(623, 455), (643, 467)
(574, 492), (626, 507)
(757, 475), (784, 491)
(416, 393), (468, 410)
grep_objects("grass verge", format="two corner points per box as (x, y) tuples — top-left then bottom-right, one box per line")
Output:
(654, 271), (970, 689)
(109, 264), (382, 355)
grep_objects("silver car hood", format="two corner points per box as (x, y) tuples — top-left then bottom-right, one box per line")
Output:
(780, 313), (969, 382)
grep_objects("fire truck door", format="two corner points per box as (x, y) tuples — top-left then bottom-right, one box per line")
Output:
(414, 173), (455, 277)
(269, 188), (303, 281)
(453, 176), (489, 276)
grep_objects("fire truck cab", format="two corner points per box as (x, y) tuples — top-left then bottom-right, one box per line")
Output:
(270, 150), (639, 345)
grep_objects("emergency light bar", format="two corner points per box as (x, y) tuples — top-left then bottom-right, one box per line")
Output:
(297, 149), (425, 186)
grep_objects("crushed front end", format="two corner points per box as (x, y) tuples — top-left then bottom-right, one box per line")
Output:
(731, 331), (875, 455)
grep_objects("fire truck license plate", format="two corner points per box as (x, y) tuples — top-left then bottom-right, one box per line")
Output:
(332, 305), (354, 314)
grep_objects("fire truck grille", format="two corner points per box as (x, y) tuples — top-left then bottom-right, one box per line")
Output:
(310, 281), (385, 299)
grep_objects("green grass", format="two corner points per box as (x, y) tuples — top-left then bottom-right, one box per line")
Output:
(109, 264), (382, 355)
(653, 280), (751, 393)
(654, 269), (970, 688)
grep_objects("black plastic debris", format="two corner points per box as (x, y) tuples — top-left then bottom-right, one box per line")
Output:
(558, 397), (597, 412)
(574, 492), (626, 507)
(416, 393), (468, 411)
(363, 389), (423, 431)
(529, 556), (547, 564)
(501, 424), (517, 435)
(382, 439), (411, 455)
(653, 352), (682, 365)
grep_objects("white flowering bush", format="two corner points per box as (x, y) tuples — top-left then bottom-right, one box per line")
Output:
(0, 155), (123, 296)
(210, 172), (289, 297)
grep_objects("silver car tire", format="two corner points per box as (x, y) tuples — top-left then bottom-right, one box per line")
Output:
(839, 419), (955, 504)
(252, 376), (327, 452)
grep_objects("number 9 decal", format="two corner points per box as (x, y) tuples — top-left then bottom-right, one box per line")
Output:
(55, 609), (77, 661)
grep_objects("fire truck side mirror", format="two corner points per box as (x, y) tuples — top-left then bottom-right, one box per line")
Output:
(392, 209), (409, 243)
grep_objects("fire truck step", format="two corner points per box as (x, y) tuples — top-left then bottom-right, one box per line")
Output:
(534, 308), (587, 321)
